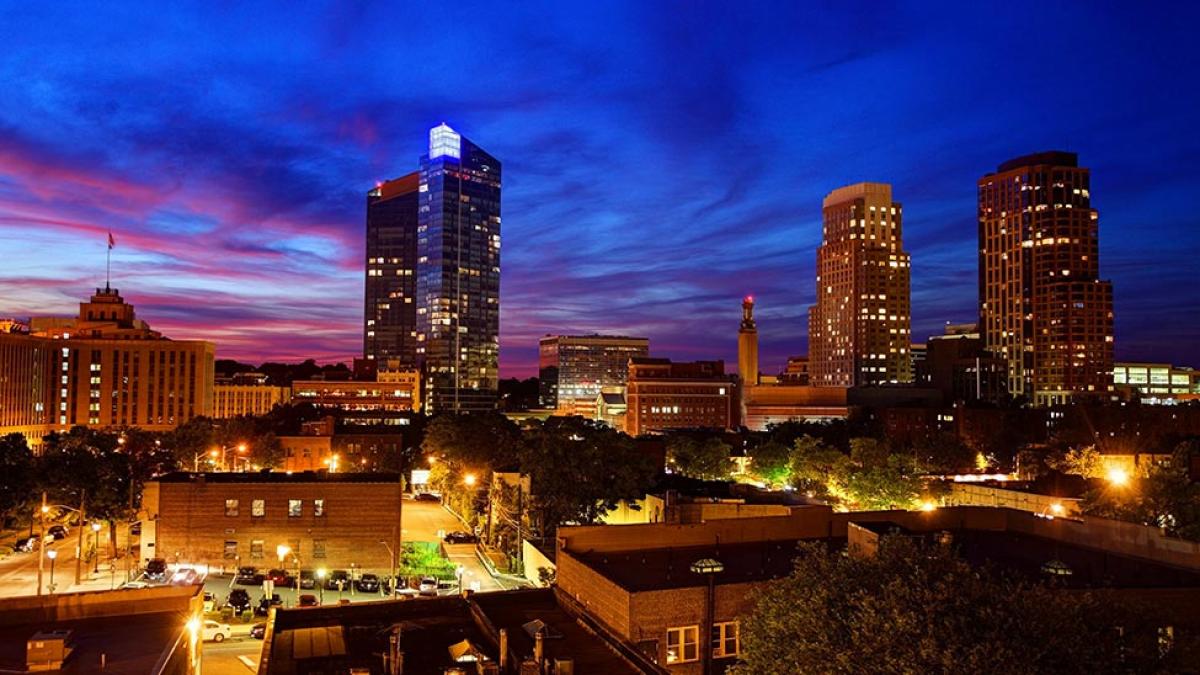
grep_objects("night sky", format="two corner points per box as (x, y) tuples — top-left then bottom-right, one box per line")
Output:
(1, 3), (1197, 377)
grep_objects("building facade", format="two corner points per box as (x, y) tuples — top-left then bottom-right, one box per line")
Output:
(737, 297), (758, 387)
(625, 358), (737, 436)
(0, 287), (214, 444)
(141, 472), (403, 572)
(213, 374), (290, 418)
(538, 335), (650, 410)
(916, 323), (1008, 403)
(291, 370), (420, 413)
(1113, 362), (1200, 403)
(808, 183), (912, 387)
(978, 151), (1114, 406)
(416, 124), (502, 413)
(364, 172), (421, 367)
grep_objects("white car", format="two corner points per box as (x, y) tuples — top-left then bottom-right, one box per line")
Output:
(418, 576), (438, 596)
(202, 620), (231, 643)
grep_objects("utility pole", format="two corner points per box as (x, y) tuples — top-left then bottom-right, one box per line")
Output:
(75, 491), (86, 586)
(394, 465), (403, 593)
(37, 492), (46, 596)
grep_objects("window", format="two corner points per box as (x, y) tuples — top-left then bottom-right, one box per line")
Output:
(666, 626), (699, 663)
(223, 541), (238, 559)
(288, 500), (302, 517)
(225, 499), (239, 517)
(713, 622), (739, 658)
(314, 499), (324, 517)
(250, 540), (264, 559)
(252, 499), (265, 517)
(313, 539), (326, 559)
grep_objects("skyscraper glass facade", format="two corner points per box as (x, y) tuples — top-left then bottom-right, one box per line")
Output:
(364, 173), (420, 367)
(538, 335), (650, 408)
(416, 124), (501, 412)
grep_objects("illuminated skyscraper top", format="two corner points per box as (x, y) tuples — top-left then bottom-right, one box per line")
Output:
(416, 124), (502, 412)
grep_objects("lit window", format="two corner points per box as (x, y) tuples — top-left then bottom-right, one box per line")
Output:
(712, 621), (739, 657)
(252, 499), (265, 517)
(250, 540), (264, 559)
(313, 539), (326, 558)
(225, 499), (239, 517)
(666, 626), (699, 663)
(223, 541), (238, 559)
(314, 499), (325, 517)
(289, 499), (302, 517)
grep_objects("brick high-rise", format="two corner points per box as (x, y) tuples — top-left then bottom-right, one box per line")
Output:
(978, 151), (1114, 406)
(808, 182), (912, 387)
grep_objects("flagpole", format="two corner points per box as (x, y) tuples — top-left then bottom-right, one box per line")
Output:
(106, 241), (111, 290)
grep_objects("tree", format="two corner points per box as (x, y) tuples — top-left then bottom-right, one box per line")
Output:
(666, 435), (731, 480)
(841, 454), (922, 511)
(912, 431), (976, 473)
(731, 536), (1179, 674)
(1049, 445), (1104, 478)
(159, 417), (214, 469)
(0, 434), (35, 526)
(421, 412), (521, 471)
(520, 417), (656, 535)
(788, 435), (850, 501)
(1080, 442), (1200, 540)
(747, 440), (790, 488)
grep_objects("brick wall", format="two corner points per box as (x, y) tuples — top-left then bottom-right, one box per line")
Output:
(145, 477), (401, 572)
(555, 549), (631, 638)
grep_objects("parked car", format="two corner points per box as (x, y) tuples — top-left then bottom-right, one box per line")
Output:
(250, 622), (267, 639)
(298, 569), (316, 589)
(418, 576), (438, 597)
(47, 525), (69, 540)
(254, 593), (283, 617)
(414, 492), (440, 502)
(201, 620), (231, 643)
(203, 592), (216, 613)
(355, 574), (380, 593)
(226, 589), (252, 613)
(12, 537), (38, 553)
(325, 569), (350, 590)
(171, 567), (202, 586)
(298, 594), (319, 607)
(235, 566), (261, 585)
(267, 568), (293, 588)
(443, 531), (478, 545)
(144, 558), (168, 582)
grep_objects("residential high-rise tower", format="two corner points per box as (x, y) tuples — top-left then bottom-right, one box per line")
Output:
(416, 124), (502, 412)
(978, 151), (1113, 406)
(363, 172), (420, 367)
(808, 182), (912, 387)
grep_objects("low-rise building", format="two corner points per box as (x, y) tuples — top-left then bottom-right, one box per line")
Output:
(140, 472), (403, 573)
(291, 369), (420, 413)
(626, 358), (738, 436)
(1114, 362), (1200, 403)
(212, 372), (290, 418)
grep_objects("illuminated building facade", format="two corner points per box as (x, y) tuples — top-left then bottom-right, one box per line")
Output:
(364, 172), (421, 367)
(808, 183), (912, 387)
(291, 369), (420, 413)
(538, 334), (649, 409)
(737, 297), (759, 386)
(213, 373), (291, 418)
(978, 152), (1114, 406)
(625, 358), (738, 436)
(1113, 362), (1200, 403)
(0, 286), (214, 444)
(416, 124), (502, 412)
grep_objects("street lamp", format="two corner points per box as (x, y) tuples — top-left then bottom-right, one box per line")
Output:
(1106, 467), (1130, 487)
(379, 541), (397, 596)
(463, 473), (477, 487)
(91, 522), (102, 573)
(690, 558), (724, 675)
(316, 568), (327, 605)
(47, 549), (58, 594)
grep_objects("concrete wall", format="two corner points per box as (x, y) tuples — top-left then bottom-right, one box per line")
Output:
(946, 483), (1082, 517)
(521, 540), (556, 587)
(0, 584), (201, 628)
(600, 496), (666, 525)
(678, 502), (794, 524)
(560, 506), (835, 555)
(1006, 509), (1200, 572)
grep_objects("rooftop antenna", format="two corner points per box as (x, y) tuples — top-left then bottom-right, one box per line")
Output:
(105, 231), (115, 291)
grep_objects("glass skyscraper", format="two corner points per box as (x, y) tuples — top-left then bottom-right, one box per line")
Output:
(415, 124), (501, 412)
(363, 172), (420, 367)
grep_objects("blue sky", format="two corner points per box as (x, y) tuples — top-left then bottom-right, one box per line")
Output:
(0, 2), (1197, 375)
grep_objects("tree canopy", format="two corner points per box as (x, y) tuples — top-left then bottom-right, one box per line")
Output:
(731, 536), (1180, 674)
(666, 435), (732, 480)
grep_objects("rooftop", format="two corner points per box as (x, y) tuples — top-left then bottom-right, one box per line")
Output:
(572, 539), (817, 592)
(154, 471), (402, 484)
(0, 611), (186, 674)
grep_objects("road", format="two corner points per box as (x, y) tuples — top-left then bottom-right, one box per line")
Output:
(201, 625), (261, 675)
(0, 531), (134, 597)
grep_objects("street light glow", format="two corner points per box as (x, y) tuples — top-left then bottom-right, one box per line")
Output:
(91, 522), (101, 532)
(920, 500), (937, 512)
(277, 544), (291, 562)
(1049, 502), (1064, 515)
(1107, 467), (1130, 486)
(47, 549), (57, 560)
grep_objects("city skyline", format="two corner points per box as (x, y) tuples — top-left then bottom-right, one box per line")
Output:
(1, 4), (1198, 377)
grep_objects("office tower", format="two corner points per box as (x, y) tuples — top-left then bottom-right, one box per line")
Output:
(538, 335), (650, 409)
(625, 358), (738, 436)
(808, 183), (912, 387)
(978, 152), (1114, 406)
(737, 296), (759, 387)
(416, 124), (502, 412)
(364, 172), (420, 366)
(1, 286), (215, 446)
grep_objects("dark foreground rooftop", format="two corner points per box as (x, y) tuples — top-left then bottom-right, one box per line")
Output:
(0, 610), (187, 675)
